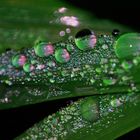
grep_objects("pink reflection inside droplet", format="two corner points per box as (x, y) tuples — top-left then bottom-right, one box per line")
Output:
(62, 49), (70, 61)
(44, 44), (54, 56)
(89, 35), (97, 48)
(18, 55), (27, 66)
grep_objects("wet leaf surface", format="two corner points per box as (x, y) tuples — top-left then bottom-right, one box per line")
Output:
(0, 0), (139, 140)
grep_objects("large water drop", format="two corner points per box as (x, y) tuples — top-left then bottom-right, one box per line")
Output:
(75, 29), (97, 50)
(34, 42), (54, 57)
(55, 48), (70, 63)
(80, 97), (99, 122)
(12, 54), (27, 68)
(114, 33), (140, 59)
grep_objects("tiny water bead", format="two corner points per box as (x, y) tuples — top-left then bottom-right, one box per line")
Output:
(102, 44), (108, 50)
(75, 29), (97, 50)
(23, 63), (34, 72)
(66, 28), (71, 34)
(80, 97), (99, 122)
(36, 64), (45, 70)
(59, 31), (65, 37)
(103, 78), (116, 86)
(121, 60), (132, 70)
(61, 70), (69, 77)
(12, 54), (27, 67)
(112, 29), (120, 37)
(66, 44), (75, 52)
(55, 48), (70, 63)
(133, 56), (140, 65)
(47, 61), (56, 68)
(34, 42), (54, 57)
(95, 67), (102, 73)
(110, 99), (122, 107)
(114, 33), (140, 59)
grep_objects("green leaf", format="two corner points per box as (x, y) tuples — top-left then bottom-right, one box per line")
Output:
(15, 93), (140, 140)
(0, 1), (140, 139)
(1, 32), (140, 109)
(0, 12), (139, 109)
(0, 1), (140, 110)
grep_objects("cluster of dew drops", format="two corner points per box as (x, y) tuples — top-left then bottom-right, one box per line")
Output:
(0, 7), (139, 139)
(0, 6), (125, 88)
(0, 28), (100, 86)
(1, 6), (139, 90)
(0, 24), (139, 97)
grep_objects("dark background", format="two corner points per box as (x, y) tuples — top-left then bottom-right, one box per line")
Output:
(0, 0), (140, 140)
(67, 0), (140, 31)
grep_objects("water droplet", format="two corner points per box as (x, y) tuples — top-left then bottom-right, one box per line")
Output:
(12, 54), (27, 67)
(114, 33), (140, 59)
(122, 61), (132, 70)
(36, 64), (45, 70)
(102, 44), (108, 50)
(5, 80), (12, 85)
(66, 44), (74, 52)
(4, 97), (9, 103)
(66, 28), (71, 33)
(61, 70), (69, 76)
(48, 61), (56, 67)
(122, 76), (132, 81)
(80, 97), (99, 122)
(49, 78), (55, 83)
(0, 66), (5, 75)
(59, 31), (65, 36)
(133, 56), (140, 65)
(111, 63), (116, 68)
(75, 29), (97, 50)
(85, 64), (90, 69)
(47, 72), (53, 77)
(112, 29), (120, 37)
(31, 60), (38, 64)
(95, 68), (101, 73)
(34, 42), (54, 57)
(90, 78), (95, 84)
(116, 68), (124, 74)
(70, 72), (75, 78)
(55, 48), (70, 63)
(23, 63), (34, 72)
(103, 78), (116, 86)
(80, 72), (84, 77)
(110, 99), (122, 107)
(100, 58), (108, 64)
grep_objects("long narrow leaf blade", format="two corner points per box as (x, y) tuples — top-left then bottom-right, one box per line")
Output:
(16, 92), (140, 140)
